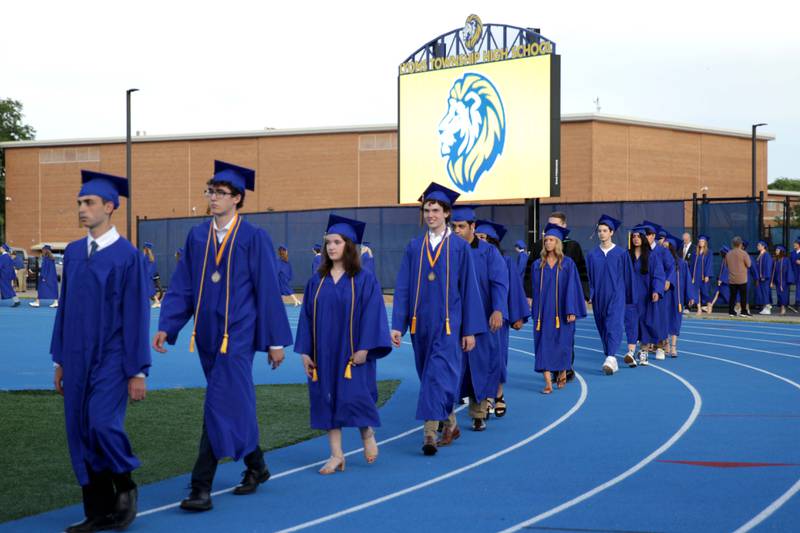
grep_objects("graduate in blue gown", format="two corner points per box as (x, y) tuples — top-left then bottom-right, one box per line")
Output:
(585, 214), (636, 375)
(360, 241), (376, 273)
(530, 224), (587, 394)
(143, 242), (162, 307)
(690, 235), (713, 313)
(624, 225), (665, 366)
(707, 245), (731, 309)
(771, 245), (795, 314)
(792, 238), (800, 307)
(752, 240), (773, 313)
(154, 160), (293, 511)
(30, 244), (59, 307)
(294, 215), (391, 474)
(277, 244), (301, 306)
(475, 220), (530, 418)
(0, 244), (20, 306)
(635, 223), (668, 363)
(642, 221), (675, 360)
(311, 243), (322, 275)
(451, 206), (508, 432)
(51, 170), (151, 531)
(514, 240), (528, 279)
(664, 234), (697, 357)
(390, 182), (486, 456)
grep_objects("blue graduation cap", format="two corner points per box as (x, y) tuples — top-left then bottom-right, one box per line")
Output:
(757, 239), (768, 248)
(79, 170), (129, 209)
(597, 214), (622, 232)
(544, 223), (570, 240)
(212, 160), (255, 192)
(776, 244), (786, 253)
(475, 219), (507, 242)
(794, 236), (800, 244)
(664, 233), (681, 250)
(43, 244), (52, 251)
(642, 220), (663, 234)
(742, 240), (749, 249)
(312, 243), (322, 251)
(418, 182), (460, 206)
(697, 235), (710, 243)
(326, 214), (366, 244)
(451, 205), (478, 222)
(514, 239), (526, 249)
(143, 242), (153, 249)
(278, 244), (287, 250)
(2, 243), (10, 252)
(362, 241), (371, 247)
(719, 245), (731, 255)
(630, 224), (649, 235)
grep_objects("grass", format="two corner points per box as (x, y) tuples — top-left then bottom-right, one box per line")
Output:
(0, 380), (400, 524)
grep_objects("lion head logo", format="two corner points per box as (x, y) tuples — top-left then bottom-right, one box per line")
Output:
(438, 73), (506, 193)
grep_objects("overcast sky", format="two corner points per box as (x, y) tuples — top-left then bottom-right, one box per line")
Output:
(2, 0), (797, 181)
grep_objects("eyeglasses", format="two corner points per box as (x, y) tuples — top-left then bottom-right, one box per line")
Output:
(203, 188), (235, 199)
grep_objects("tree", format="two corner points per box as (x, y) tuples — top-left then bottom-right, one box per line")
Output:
(0, 98), (36, 242)
(768, 177), (800, 191)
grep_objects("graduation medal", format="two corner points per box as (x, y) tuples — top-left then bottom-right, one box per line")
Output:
(427, 271), (436, 282)
(210, 214), (239, 285)
(211, 271), (221, 283)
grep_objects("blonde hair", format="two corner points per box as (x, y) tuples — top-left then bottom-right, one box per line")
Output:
(279, 248), (289, 262)
(540, 236), (564, 268)
(144, 248), (155, 262)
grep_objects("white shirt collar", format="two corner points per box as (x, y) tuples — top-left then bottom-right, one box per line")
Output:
(428, 226), (451, 248)
(87, 226), (120, 254)
(600, 242), (616, 255)
(213, 215), (237, 242)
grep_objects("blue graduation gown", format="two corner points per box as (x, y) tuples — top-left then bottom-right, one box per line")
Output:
(278, 258), (293, 296)
(586, 245), (635, 357)
(311, 254), (322, 276)
(530, 257), (587, 372)
(361, 252), (375, 274)
(772, 257), (794, 306)
(637, 252), (667, 345)
(37, 256), (59, 300)
(460, 239), (508, 403)
(752, 252), (773, 305)
(0, 253), (16, 299)
(145, 256), (158, 297)
(516, 251), (529, 278)
(690, 251), (713, 305)
(624, 253), (661, 345)
(392, 231), (486, 421)
(294, 269), (391, 430)
(667, 259), (696, 336)
(792, 249), (800, 305)
(159, 218), (293, 461)
(50, 237), (151, 485)
(499, 256), (531, 384)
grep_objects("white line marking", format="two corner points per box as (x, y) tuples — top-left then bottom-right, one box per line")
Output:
(498, 344), (702, 533)
(673, 337), (800, 359)
(666, 330), (799, 347)
(678, 349), (800, 533)
(274, 367), (589, 532)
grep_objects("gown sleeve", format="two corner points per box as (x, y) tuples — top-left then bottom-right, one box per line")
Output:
(563, 259), (588, 319)
(488, 246), (509, 319)
(356, 270), (392, 359)
(293, 276), (317, 356)
(650, 253), (666, 297)
(122, 251), (153, 378)
(158, 231), (196, 345)
(252, 229), (293, 350)
(391, 241), (413, 334)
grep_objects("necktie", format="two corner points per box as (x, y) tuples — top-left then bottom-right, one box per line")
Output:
(89, 241), (98, 258)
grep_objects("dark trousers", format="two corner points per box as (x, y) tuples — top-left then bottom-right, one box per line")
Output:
(82, 464), (135, 518)
(729, 284), (748, 315)
(190, 424), (265, 491)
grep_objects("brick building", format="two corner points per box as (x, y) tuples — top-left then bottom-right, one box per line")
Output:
(0, 113), (773, 252)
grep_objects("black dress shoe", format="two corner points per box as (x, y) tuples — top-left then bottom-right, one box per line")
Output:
(180, 488), (213, 512)
(566, 369), (575, 382)
(232, 467), (270, 495)
(111, 487), (137, 530)
(472, 418), (487, 432)
(65, 514), (117, 533)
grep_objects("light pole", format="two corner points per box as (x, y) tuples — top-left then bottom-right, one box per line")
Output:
(751, 122), (766, 198)
(126, 88), (139, 242)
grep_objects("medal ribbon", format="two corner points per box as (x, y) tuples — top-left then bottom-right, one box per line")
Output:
(426, 232), (445, 270)
(212, 213), (239, 266)
(410, 231), (452, 335)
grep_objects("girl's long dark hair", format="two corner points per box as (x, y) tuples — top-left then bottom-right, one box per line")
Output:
(629, 235), (650, 275)
(319, 237), (361, 277)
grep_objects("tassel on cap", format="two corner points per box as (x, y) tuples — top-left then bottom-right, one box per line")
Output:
(311, 367), (318, 382)
(410, 316), (417, 334)
(220, 334), (229, 354)
(344, 359), (353, 380)
(189, 333), (196, 353)
(555, 316), (560, 329)
(536, 318), (541, 332)
(445, 318), (451, 336)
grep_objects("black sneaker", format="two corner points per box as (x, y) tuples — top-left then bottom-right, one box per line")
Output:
(472, 418), (487, 432)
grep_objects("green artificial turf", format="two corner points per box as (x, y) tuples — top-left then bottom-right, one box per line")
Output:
(0, 380), (400, 523)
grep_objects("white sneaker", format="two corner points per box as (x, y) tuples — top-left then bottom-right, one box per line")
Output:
(49, 301), (58, 308)
(655, 348), (666, 360)
(602, 356), (618, 375)
(151, 301), (161, 308)
(638, 351), (649, 366)
(759, 306), (771, 315)
(29, 301), (40, 307)
(623, 351), (638, 368)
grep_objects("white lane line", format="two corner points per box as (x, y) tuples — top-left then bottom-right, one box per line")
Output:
(498, 343), (702, 533)
(137, 341), (464, 518)
(673, 338), (800, 360)
(274, 367), (589, 532)
(678, 349), (800, 533)
(677, 323), (800, 339)
(684, 321), (800, 334)
(664, 330), (798, 347)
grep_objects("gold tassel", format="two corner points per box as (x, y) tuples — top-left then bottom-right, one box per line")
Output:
(311, 367), (318, 382)
(536, 318), (541, 331)
(555, 316), (561, 329)
(189, 333), (196, 353)
(445, 318), (451, 336)
(410, 316), (417, 334)
(344, 359), (353, 379)
(678, 303), (683, 312)
(220, 334), (229, 354)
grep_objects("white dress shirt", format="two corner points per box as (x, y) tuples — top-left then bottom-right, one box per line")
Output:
(428, 226), (451, 248)
(600, 242), (616, 256)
